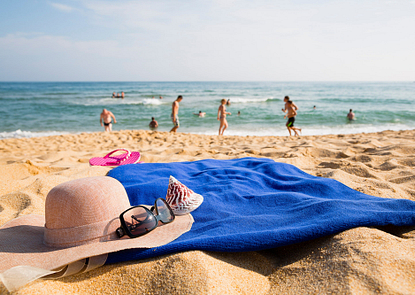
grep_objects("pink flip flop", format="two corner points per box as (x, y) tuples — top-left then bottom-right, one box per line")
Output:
(89, 149), (141, 166)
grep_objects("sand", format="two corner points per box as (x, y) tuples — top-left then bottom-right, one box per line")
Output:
(1, 129), (415, 294)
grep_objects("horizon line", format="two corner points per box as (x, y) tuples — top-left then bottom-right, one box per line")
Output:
(0, 80), (413, 83)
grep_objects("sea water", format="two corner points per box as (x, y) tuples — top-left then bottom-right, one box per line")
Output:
(0, 82), (414, 139)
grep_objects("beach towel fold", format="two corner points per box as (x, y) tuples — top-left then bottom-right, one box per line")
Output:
(106, 157), (415, 265)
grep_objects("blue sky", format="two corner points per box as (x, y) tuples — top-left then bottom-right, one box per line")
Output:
(0, 0), (414, 81)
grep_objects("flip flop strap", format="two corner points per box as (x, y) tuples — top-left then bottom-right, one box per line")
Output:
(104, 149), (131, 164)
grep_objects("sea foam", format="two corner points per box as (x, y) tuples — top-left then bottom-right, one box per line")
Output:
(225, 97), (275, 103)
(0, 130), (69, 139)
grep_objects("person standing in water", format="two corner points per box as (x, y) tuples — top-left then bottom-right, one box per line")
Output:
(218, 98), (231, 135)
(170, 95), (183, 132)
(100, 109), (117, 132)
(347, 109), (355, 120)
(149, 117), (158, 129)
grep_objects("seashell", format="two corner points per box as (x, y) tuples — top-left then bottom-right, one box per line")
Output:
(166, 176), (204, 215)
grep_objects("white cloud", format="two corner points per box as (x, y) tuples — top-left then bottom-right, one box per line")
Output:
(49, 2), (77, 12)
(0, 32), (132, 58)
(1, 0), (414, 81)
(82, 0), (171, 30)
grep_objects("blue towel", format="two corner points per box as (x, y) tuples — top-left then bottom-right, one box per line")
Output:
(106, 157), (415, 265)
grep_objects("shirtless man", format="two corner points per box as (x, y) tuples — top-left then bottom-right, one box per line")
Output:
(149, 117), (158, 129)
(100, 109), (117, 132)
(217, 98), (231, 135)
(347, 109), (355, 120)
(282, 96), (300, 136)
(284, 101), (301, 136)
(193, 111), (206, 117)
(121, 91), (125, 99)
(170, 95), (183, 132)
(281, 96), (298, 114)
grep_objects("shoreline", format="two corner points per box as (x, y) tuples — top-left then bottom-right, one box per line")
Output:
(2, 126), (415, 141)
(2, 116), (414, 139)
(1, 128), (415, 294)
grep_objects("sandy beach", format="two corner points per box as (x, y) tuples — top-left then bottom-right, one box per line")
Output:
(1, 129), (415, 294)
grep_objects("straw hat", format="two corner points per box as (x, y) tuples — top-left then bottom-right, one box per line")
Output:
(0, 176), (193, 278)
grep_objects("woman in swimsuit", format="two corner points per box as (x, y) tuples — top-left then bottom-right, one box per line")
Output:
(217, 99), (231, 135)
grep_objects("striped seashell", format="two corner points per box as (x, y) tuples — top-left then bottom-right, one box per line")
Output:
(166, 176), (204, 215)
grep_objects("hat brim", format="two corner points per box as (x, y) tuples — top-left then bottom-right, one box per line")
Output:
(0, 213), (193, 273)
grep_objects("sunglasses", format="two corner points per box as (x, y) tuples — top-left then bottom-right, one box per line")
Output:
(116, 198), (175, 239)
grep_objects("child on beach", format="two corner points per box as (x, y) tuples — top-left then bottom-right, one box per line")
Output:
(218, 99), (231, 135)
(284, 101), (301, 136)
(100, 109), (117, 132)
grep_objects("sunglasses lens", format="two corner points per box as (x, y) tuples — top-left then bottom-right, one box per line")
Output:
(156, 198), (174, 223)
(122, 207), (157, 237)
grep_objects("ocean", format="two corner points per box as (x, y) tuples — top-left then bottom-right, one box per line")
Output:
(0, 82), (414, 139)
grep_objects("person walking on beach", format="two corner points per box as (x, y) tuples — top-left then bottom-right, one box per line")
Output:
(282, 96), (300, 136)
(100, 109), (117, 132)
(284, 101), (301, 136)
(149, 117), (158, 129)
(218, 98), (231, 135)
(347, 109), (355, 121)
(170, 95), (183, 132)
(282, 96), (298, 114)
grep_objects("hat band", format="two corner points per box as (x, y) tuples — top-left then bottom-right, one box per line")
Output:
(44, 217), (120, 247)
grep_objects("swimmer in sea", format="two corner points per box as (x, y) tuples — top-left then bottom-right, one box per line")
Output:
(100, 109), (117, 132)
(194, 111), (206, 117)
(218, 98), (231, 135)
(149, 117), (158, 129)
